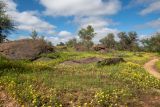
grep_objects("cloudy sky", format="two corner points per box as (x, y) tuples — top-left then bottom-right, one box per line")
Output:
(2, 0), (160, 44)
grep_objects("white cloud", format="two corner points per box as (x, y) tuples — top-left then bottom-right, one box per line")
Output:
(39, 0), (121, 43)
(18, 35), (31, 40)
(40, 0), (121, 17)
(74, 17), (119, 43)
(58, 31), (72, 37)
(136, 18), (160, 32)
(146, 18), (160, 29)
(128, 0), (155, 5)
(3, 0), (56, 34)
(140, 1), (160, 15)
(139, 34), (150, 40)
(93, 28), (119, 43)
(127, 0), (157, 8)
(45, 31), (75, 45)
(74, 17), (112, 29)
(3, 0), (121, 44)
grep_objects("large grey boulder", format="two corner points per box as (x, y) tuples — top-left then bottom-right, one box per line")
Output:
(0, 39), (54, 60)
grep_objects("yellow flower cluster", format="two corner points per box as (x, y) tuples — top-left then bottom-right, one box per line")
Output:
(95, 89), (130, 107)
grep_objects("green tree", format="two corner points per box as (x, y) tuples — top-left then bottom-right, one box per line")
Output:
(47, 41), (53, 46)
(30, 30), (38, 40)
(78, 25), (96, 50)
(66, 38), (77, 47)
(0, 1), (15, 43)
(128, 31), (139, 51)
(141, 38), (152, 52)
(99, 33), (116, 49)
(118, 32), (128, 50)
(141, 33), (160, 52)
(57, 42), (65, 46)
(118, 31), (139, 51)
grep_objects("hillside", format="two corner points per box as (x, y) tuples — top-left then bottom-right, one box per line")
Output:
(1, 51), (160, 106)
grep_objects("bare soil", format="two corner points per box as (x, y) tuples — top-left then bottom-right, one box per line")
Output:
(0, 86), (19, 107)
(144, 58), (160, 79)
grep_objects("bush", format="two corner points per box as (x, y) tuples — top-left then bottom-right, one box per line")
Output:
(0, 56), (31, 74)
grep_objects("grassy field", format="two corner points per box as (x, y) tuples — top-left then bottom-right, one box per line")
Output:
(0, 51), (160, 107)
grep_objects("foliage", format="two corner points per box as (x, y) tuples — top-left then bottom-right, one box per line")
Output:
(155, 61), (160, 73)
(78, 25), (96, 50)
(0, 51), (160, 106)
(40, 52), (61, 59)
(66, 38), (77, 47)
(97, 58), (125, 66)
(141, 32), (160, 52)
(118, 31), (138, 51)
(57, 42), (65, 46)
(99, 33), (116, 49)
(0, 1), (15, 43)
(30, 30), (38, 40)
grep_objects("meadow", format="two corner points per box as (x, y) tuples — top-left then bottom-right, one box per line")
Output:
(0, 51), (160, 107)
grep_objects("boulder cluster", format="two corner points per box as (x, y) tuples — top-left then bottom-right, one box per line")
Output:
(0, 39), (54, 60)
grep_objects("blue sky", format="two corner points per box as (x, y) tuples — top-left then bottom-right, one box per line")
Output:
(3, 0), (160, 44)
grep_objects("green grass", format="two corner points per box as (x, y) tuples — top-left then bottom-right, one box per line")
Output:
(155, 61), (160, 73)
(0, 51), (160, 106)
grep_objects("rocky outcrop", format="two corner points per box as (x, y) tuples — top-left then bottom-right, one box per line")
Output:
(92, 44), (106, 51)
(92, 44), (109, 53)
(61, 57), (104, 65)
(97, 58), (125, 66)
(0, 39), (54, 60)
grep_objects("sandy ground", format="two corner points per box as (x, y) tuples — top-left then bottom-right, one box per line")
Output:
(0, 86), (19, 107)
(144, 58), (160, 79)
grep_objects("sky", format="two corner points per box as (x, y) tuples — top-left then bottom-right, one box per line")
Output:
(2, 0), (160, 44)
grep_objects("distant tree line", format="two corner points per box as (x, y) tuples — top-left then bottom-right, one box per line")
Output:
(65, 25), (160, 52)
(141, 33), (160, 52)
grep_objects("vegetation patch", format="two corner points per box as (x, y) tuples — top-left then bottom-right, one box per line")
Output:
(97, 58), (125, 66)
(0, 51), (160, 106)
(155, 61), (160, 73)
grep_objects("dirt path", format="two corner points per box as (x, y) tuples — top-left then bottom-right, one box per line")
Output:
(144, 58), (160, 79)
(0, 86), (19, 107)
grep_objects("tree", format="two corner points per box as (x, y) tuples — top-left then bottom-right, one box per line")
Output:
(57, 42), (65, 46)
(0, 1), (15, 43)
(141, 33), (160, 52)
(78, 25), (96, 50)
(66, 38), (77, 47)
(99, 33), (116, 49)
(141, 38), (152, 52)
(40, 35), (45, 40)
(118, 31), (139, 51)
(47, 41), (53, 46)
(128, 31), (139, 51)
(118, 32), (128, 50)
(30, 30), (38, 40)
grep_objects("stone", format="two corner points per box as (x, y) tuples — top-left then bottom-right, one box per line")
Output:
(0, 39), (54, 60)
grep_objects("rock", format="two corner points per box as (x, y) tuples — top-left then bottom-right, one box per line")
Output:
(0, 39), (54, 60)
(61, 57), (104, 65)
(92, 44), (109, 53)
(75, 45), (88, 51)
(97, 58), (125, 66)
(92, 44), (106, 51)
